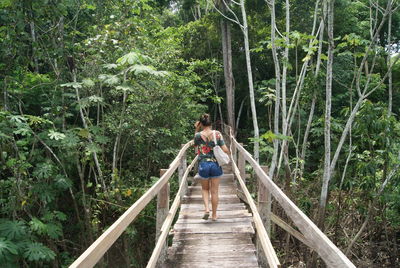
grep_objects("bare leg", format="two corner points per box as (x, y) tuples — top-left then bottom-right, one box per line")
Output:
(210, 178), (220, 220)
(200, 180), (210, 215)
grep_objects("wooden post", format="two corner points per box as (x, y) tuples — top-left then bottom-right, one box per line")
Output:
(232, 140), (237, 164)
(178, 144), (187, 197)
(238, 144), (246, 183)
(257, 165), (270, 268)
(156, 169), (169, 264)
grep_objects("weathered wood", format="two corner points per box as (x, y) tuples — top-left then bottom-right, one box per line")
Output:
(173, 223), (255, 234)
(178, 210), (252, 219)
(170, 252), (258, 262)
(231, 151), (281, 268)
(257, 165), (270, 267)
(232, 140), (356, 268)
(69, 141), (194, 268)
(167, 158), (258, 268)
(147, 155), (198, 268)
(180, 203), (246, 211)
(269, 212), (313, 249)
(238, 146), (246, 183)
(178, 144), (188, 197)
(169, 243), (256, 254)
(156, 169), (169, 265)
(172, 261), (259, 268)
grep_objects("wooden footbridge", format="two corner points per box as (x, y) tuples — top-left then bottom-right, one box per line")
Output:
(70, 125), (355, 268)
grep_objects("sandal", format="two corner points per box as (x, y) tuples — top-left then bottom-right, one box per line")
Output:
(202, 211), (210, 220)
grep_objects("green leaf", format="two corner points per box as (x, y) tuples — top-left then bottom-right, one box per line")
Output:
(82, 78), (95, 87)
(128, 65), (169, 77)
(86, 143), (101, 154)
(45, 223), (62, 239)
(29, 218), (47, 236)
(103, 63), (118, 69)
(0, 238), (18, 262)
(22, 242), (55, 262)
(48, 130), (66, 140)
(0, 220), (27, 240)
(60, 82), (82, 89)
(77, 128), (89, 138)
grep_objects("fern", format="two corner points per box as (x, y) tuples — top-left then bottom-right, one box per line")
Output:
(0, 220), (27, 240)
(22, 242), (55, 262)
(0, 238), (18, 262)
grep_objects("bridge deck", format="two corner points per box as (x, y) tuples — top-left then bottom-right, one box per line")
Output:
(164, 166), (259, 268)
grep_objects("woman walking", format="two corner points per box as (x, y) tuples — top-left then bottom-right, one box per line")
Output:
(194, 114), (230, 221)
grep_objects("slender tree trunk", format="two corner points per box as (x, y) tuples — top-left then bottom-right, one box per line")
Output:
(268, 0), (281, 177)
(72, 70), (107, 192)
(29, 21), (39, 73)
(317, 0), (335, 230)
(220, 8), (235, 132)
(240, 0), (259, 162)
(299, 90), (316, 179)
(387, 7), (392, 116)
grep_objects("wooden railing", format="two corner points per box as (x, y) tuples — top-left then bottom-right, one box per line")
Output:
(223, 124), (355, 268)
(69, 141), (195, 268)
(71, 124), (355, 268)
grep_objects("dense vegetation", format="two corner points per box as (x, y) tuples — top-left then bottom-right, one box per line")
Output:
(0, 0), (399, 267)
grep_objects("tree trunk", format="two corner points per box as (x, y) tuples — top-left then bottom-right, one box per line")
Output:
(72, 70), (107, 192)
(268, 0), (281, 177)
(221, 13), (235, 132)
(387, 6), (392, 116)
(317, 0), (334, 230)
(240, 0), (259, 162)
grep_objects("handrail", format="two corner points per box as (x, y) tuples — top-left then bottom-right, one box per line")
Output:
(229, 147), (281, 267)
(69, 141), (194, 268)
(147, 155), (198, 268)
(224, 125), (355, 267)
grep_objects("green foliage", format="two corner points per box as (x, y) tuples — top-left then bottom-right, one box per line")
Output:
(22, 242), (56, 262)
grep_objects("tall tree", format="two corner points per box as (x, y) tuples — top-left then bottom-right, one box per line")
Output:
(220, 1), (235, 132)
(318, 0), (334, 230)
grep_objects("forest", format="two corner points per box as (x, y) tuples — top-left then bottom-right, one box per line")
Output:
(0, 0), (399, 267)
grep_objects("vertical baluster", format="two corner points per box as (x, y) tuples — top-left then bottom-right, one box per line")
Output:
(257, 165), (271, 267)
(178, 144), (187, 197)
(238, 143), (246, 183)
(156, 169), (169, 264)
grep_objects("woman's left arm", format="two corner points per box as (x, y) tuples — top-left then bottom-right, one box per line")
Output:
(221, 144), (230, 154)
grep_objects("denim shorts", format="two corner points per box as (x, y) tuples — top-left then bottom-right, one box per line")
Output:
(198, 161), (223, 179)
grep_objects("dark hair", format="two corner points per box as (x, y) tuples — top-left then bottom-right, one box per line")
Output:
(199, 113), (212, 126)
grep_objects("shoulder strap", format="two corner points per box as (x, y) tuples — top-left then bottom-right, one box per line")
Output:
(213, 130), (217, 144)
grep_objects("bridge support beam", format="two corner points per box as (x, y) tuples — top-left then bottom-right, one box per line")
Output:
(257, 165), (271, 268)
(156, 169), (169, 264)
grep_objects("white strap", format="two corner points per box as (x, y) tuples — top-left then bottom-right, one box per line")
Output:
(213, 130), (217, 145)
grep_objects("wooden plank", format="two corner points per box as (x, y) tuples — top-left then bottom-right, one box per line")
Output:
(172, 237), (253, 246)
(147, 155), (199, 268)
(180, 203), (246, 211)
(169, 252), (257, 262)
(171, 262), (259, 268)
(169, 243), (256, 254)
(230, 152), (281, 268)
(69, 141), (194, 268)
(178, 209), (251, 218)
(171, 232), (252, 241)
(176, 217), (252, 224)
(233, 139), (356, 268)
(173, 223), (255, 234)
